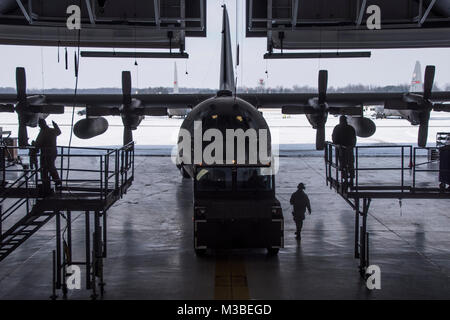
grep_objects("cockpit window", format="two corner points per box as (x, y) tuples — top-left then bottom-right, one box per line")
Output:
(236, 168), (273, 192)
(203, 110), (250, 132)
(196, 168), (232, 191)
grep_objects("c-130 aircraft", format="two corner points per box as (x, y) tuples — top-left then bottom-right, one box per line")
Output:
(1, 5), (450, 254)
(1, 6), (450, 150)
(1, 8), (450, 151)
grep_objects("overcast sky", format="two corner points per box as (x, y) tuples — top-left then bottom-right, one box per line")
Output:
(0, 0), (449, 91)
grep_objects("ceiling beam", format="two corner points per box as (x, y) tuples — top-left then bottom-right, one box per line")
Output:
(419, 0), (437, 26)
(264, 51), (372, 59)
(267, 0), (273, 52)
(154, 0), (160, 27)
(180, 0), (186, 51)
(356, 0), (367, 27)
(15, 0), (32, 24)
(292, 0), (299, 28)
(200, 0), (205, 31)
(80, 51), (189, 58)
(85, 0), (96, 25)
(248, 0), (253, 30)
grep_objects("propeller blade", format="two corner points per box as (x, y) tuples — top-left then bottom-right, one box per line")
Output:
(318, 70), (328, 105)
(29, 104), (65, 114)
(0, 104), (15, 113)
(282, 105), (316, 114)
(122, 71), (132, 106)
(86, 106), (121, 117)
(316, 125), (326, 150)
(18, 122), (28, 148)
(74, 117), (109, 139)
(423, 65), (435, 100)
(418, 111), (430, 147)
(123, 126), (133, 146)
(16, 67), (26, 101)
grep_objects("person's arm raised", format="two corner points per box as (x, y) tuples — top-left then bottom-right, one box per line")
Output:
(52, 121), (62, 136)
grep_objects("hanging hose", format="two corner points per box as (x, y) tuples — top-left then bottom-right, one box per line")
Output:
(65, 29), (81, 188)
(62, 27), (81, 245)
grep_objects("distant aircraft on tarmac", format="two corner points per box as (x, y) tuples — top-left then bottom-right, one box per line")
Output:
(168, 62), (190, 118)
(372, 61), (430, 125)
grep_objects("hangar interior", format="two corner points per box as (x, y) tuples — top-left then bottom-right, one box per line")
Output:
(0, 0), (450, 299)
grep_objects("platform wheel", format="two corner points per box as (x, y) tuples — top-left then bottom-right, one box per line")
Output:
(266, 247), (279, 255)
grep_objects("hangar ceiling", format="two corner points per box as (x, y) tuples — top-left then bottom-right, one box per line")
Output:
(246, 0), (450, 50)
(1, 1), (449, 51)
(0, 0), (206, 50)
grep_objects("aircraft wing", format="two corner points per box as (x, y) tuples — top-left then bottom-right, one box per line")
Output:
(0, 94), (16, 103)
(0, 93), (214, 116)
(238, 91), (450, 112)
(40, 93), (213, 109)
(3, 91), (450, 113)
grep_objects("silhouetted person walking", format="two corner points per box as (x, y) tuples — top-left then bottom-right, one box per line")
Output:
(332, 116), (357, 183)
(35, 119), (61, 194)
(290, 183), (312, 240)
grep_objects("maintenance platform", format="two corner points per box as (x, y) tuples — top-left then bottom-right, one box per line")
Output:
(0, 143), (134, 298)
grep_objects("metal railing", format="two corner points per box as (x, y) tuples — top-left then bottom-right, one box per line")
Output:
(0, 143), (134, 240)
(412, 146), (442, 190)
(55, 142), (135, 200)
(324, 142), (445, 194)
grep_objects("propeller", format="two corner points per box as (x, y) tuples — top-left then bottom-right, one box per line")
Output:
(121, 71), (138, 146)
(418, 66), (434, 147)
(316, 70), (328, 150)
(318, 70), (328, 105)
(77, 71), (145, 146)
(305, 70), (329, 150)
(0, 67), (64, 147)
(16, 67), (29, 147)
(402, 65), (435, 147)
(283, 69), (377, 150)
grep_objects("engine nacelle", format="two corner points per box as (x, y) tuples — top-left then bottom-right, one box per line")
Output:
(74, 117), (109, 139)
(347, 116), (376, 138)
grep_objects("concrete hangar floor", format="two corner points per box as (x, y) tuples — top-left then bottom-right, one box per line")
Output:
(0, 154), (449, 300)
(1, 111), (450, 299)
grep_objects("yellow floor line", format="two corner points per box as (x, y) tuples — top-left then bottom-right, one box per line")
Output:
(214, 256), (250, 300)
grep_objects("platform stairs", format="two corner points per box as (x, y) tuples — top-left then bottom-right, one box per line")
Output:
(0, 143), (135, 263)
